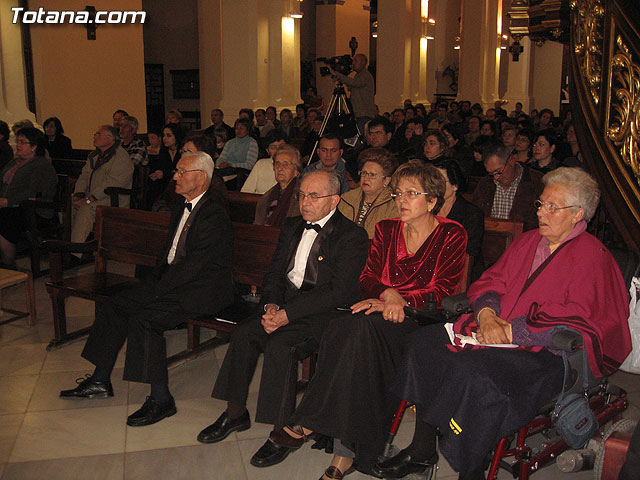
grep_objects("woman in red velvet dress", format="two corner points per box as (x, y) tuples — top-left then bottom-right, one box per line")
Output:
(267, 160), (468, 479)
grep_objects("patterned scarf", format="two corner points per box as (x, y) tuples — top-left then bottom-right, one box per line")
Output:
(2, 156), (35, 186)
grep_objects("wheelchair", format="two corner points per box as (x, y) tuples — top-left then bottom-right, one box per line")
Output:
(377, 293), (630, 480)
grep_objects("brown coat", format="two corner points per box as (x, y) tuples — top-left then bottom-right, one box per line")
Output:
(338, 187), (399, 238)
(471, 164), (543, 231)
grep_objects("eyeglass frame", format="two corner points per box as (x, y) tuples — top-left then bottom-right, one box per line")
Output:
(358, 170), (387, 180)
(295, 192), (337, 201)
(486, 165), (506, 177)
(390, 191), (432, 200)
(172, 168), (203, 177)
(534, 199), (578, 214)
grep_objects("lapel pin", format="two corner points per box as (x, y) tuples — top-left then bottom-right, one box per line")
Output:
(318, 255), (324, 262)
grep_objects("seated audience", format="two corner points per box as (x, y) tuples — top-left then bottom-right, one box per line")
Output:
(0, 120), (13, 171)
(0, 127), (57, 268)
(300, 116), (323, 158)
(241, 130), (287, 194)
(472, 141), (543, 231)
(278, 108), (297, 139)
(255, 108), (275, 138)
(423, 129), (447, 163)
(500, 123), (517, 152)
(509, 101), (523, 118)
(119, 116), (148, 166)
(514, 128), (533, 163)
(530, 129), (560, 173)
(469, 136), (490, 176)
(479, 120), (497, 139)
(43, 116), (73, 158)
(216, 118), (259, 172)
(146, 123), (182, 208)
(112, 109), (128, 129)
(535, 108), (554, 132)
(442, 123), (474, 177)
(293, 103), (308, 131)
(60, 151), (234, 428)
(374, 167), (631, 480)
(71, 125), (133, 251)
(338, 148), (399, 238)
(560, 122), (582, 167)
(434, 159), (485, 281)
(254, 144), (302, 226)
(269, 161), (467, 478)
(365, 116), (394, 149)
(204, 108), (235, 141)
(464, 115), (481, 146)
(426, 102), (451, 130)
(266, 106), (280, 129)
(302, 133), (351, 194)
(198, 170), (368, 471)
(146, 127), (162, 155)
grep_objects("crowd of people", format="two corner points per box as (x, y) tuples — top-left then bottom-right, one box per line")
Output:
(0, 90), (633, 480)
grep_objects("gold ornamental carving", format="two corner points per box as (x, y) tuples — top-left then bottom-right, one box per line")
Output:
(571, 0), (604, 105)
(607, 35), (640, 184)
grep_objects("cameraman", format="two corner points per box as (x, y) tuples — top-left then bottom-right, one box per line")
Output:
(330, 54), (375, 136)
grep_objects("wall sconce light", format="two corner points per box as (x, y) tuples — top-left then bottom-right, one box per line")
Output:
(289, 0), (303, 18)
(499, 34), (509, 50)
(453, 35), (461, 50)
(421, 17), (436, 40)
(371, 20), (378, 38)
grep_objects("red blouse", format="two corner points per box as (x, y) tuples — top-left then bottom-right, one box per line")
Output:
(359, 217), (468, 309)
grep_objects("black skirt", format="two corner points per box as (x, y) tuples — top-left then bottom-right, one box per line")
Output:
(395, 324), (564, 474)
(291, 311), (421, 471)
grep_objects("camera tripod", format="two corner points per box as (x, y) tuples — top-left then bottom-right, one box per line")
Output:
(306, 82), (363, 166)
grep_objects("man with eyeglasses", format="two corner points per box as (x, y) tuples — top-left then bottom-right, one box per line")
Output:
(302, 133), (351, 193)
(472, 141), (543, 231)
(70, 125), (134, 257)
(200, 169), (368, 468)
(61, 151), (234, 428)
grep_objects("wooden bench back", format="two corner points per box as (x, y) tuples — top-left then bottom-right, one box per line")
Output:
(94, 206), (170, 271)
(52, 157), (86, 178)
(483, 218), (524, 267)
(232, 222), (280, 287)
(228, 191), (261, 223)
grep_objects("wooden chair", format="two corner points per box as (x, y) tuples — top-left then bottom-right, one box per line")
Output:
(227, 191), (261, 223)
(483, 218), (524, 268)
(0, 269), (36, 326)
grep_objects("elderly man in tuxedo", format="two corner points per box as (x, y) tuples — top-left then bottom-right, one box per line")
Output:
(198, 169), (369, 468)
(60, 151), (233, 427)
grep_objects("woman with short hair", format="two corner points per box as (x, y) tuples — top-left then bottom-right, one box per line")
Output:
(43, 116), (73, 158)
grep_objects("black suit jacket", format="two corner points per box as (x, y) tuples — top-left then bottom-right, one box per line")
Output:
(261, 210), (369, 338)
(152, 190), (234, 315)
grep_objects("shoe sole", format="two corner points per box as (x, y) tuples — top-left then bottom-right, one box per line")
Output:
(126, 406), (177, 427)
(197, 421), (251, 444)
(59, 392), (114, 399)
(249, 447), (293, 468)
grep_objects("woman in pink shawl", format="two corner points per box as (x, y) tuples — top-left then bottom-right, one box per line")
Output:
(374, 167), (631, 480)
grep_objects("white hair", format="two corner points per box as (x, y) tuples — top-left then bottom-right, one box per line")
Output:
(542, 167), (600, 221)
(182, 151), (214, 184)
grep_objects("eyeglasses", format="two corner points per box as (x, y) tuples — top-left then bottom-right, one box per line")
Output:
(534, 199), (577, 214)
(15, 140), (32, 145)
(486, 165), (506, 177)
(358, 170), (387, 180)
(172, 168), (203, 177)
(391, 191), (432, 200)
(295, 192), (336, 201)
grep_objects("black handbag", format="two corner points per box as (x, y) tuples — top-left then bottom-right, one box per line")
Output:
(551, 347), (599, 449)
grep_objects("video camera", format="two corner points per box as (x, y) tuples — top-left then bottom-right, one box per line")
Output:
(317, 54), (352, 77)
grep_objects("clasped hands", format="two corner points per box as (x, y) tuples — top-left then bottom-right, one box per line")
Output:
(351, 288), (407, 323)
(261, 304), (289, 334)
(476, 309), (513, 345)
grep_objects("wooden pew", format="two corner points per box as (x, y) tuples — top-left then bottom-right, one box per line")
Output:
(44, 207), (280, 365)
(51, 157), (86, 178)
(483, 218), (524, 268)
(227, 191), (261, 223)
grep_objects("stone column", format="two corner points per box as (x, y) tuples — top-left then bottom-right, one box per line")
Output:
(456, 0), (501, 108)
(503, 36), (534, 112)
(198, 0), (302, 125)
(0, 0), (35, 124)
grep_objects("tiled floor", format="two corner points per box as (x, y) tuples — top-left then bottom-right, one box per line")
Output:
(0, 261), (638, 479)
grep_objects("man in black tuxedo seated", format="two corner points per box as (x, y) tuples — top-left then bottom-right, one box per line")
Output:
(198, 169), (369, 468)
(60, 151), (233, 427)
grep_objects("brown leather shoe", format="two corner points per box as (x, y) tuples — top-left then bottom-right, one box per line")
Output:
(319, 465), (355, 480)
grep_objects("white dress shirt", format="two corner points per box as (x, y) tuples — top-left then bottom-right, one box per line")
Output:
(167, 191), (206, 264)
(287, 208), (336, 288)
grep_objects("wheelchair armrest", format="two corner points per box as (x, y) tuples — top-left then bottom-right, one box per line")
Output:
(42, 239), (98, 254)
(441, 293), (471, 316)
(551, 329), (584, 352)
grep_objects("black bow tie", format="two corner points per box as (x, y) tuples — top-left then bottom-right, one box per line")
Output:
(184, 203), (192, 212)
(304, 223), (321, 233)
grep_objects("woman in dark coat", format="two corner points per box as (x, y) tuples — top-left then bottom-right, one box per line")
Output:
(43, 116), (73, 158)
(0, 127), (57, 267)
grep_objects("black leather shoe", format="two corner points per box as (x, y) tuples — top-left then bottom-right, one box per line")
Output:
(126, 396), (177, 427)
(371, 449), (438, 479)
(60, 375), (114, 399)
(197, 411), (250, 443)
(250, 439), (296, 468)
